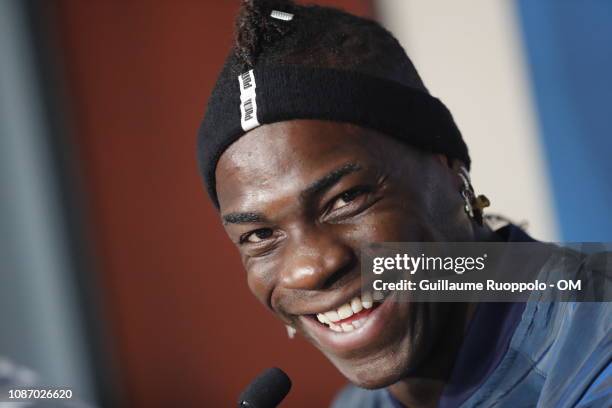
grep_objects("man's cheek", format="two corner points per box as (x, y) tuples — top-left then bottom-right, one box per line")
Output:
(246, 261), (277, 306)
(345, 209), (421, 244)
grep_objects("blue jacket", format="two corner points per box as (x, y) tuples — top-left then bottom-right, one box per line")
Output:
(332, 226), (612, 407)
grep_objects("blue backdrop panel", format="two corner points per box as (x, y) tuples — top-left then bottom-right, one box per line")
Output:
(517, 0), (612, 241)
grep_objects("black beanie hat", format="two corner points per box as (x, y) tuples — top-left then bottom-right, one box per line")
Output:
(197, 1), (470, 208)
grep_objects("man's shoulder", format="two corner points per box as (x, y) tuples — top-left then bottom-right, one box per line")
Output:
(518, 300), (611, 371)
(543, 301), (612, 407)
(505, 300), (612, 407)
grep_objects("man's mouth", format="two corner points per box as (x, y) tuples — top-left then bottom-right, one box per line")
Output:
(309, 291), (387, 333)
(298, 289), (398, 355)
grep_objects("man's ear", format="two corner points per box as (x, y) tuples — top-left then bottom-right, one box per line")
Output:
(449, 158), (467, 172)
(433, 154), (466, 171)
(433, 155), (468, 189)
(433, 154), (450, 168)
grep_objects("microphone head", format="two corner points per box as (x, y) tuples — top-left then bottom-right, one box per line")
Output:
(238, 367), (292, 408)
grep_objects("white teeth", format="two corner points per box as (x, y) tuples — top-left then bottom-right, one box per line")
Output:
(329, 323), (342, 332)
(337, 303), (353, 320)
(373, 291), (384, 301)
(341, 323), (354, 332)
(362, 292), (373, 309)
(325, 310), (340, 322)
(350, 297), (363, 314)
(315, 292), (380, 333)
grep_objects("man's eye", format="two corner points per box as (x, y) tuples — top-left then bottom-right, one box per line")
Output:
(329, 187), (369, 212)
(241, 228), (274, 244)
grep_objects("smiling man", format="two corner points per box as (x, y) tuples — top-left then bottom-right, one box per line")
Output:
(197, 1), (611, 407)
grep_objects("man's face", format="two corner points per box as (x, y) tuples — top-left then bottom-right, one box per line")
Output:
(215, 120), (472, 387)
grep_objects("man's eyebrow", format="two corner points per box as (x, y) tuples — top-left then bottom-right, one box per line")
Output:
(222, 163), (362, 224)
(222, 212), (268, 225)
(301, 162), (363, 200)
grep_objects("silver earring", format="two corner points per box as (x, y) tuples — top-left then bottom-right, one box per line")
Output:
(458, 166), (490, 226)
(286, 325), (296, 339)
(458, 167), (474, 218)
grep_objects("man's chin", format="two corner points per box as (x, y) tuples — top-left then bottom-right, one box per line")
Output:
(297, 292), (408, 360)
(328, 350), (414, 390)
(296, 295), (435, 389)
(317, 326), (422, 390)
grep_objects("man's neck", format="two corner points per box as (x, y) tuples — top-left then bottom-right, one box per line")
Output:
(388, 378), (446, 408)
(387, 302), (478, 408)
(387, 222), (501, 407)
(473, 222), (502, 242)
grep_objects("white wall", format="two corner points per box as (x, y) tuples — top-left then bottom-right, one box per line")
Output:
(376, 0), (559, 241)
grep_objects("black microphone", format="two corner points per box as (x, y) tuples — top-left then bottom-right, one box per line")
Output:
(238, 367), (292, 408)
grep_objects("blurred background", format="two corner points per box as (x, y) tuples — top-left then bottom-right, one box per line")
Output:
(0, 0), (610, 406)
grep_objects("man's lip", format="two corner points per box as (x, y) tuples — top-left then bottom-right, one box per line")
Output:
(286, 279), (364, 316)
(299, 293), (399, 354)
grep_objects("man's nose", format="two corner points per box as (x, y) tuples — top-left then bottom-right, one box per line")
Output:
(279, 227), (356, 290)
